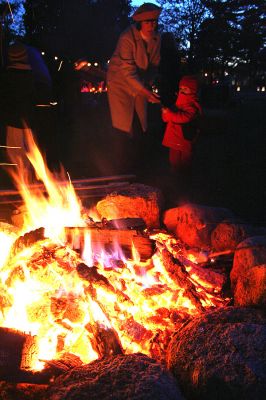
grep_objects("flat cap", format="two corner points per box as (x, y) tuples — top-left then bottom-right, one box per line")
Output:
(132, 2), (162, 22)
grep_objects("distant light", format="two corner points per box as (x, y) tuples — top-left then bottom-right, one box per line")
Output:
(87, 62), (91, 67)
(262, 86), (265, 92)
(224, 71), (228, 76)
(107, 59), (110, 64)
(58, 60), (63, 71)
(41, 51), (45, 56)
(236, 86), (241, 92)
(204, 72), (208, 77)
(54, 56), (58, 60)
(94, 62), (98, 67)
(257, 86), (261, 92)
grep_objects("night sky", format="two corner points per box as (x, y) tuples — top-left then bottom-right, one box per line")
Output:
(132, 0), (160, 6)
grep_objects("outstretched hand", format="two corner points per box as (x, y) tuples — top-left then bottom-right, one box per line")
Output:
(142, 88), (161, 104)
(148, 92), (161, 104)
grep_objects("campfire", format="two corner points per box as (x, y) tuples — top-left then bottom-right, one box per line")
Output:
(0, 131), (228, 377)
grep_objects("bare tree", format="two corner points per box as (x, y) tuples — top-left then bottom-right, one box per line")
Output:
(157, 0), (208, 64)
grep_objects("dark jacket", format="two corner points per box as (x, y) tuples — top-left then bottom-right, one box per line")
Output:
(0, 68), (36, 128)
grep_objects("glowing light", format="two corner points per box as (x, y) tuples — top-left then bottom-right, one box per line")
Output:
(0, 231), (16, 268)
(58, 60), (63, 71)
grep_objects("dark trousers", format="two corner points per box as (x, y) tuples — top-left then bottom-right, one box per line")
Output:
(110, 113), (146, 175)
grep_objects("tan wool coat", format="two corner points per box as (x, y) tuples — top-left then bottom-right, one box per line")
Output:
(107, 24), (161, 133)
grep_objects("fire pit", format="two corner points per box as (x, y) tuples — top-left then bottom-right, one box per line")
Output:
(0, 131), (265, 400)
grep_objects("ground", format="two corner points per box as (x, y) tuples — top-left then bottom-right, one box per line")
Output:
(0, 90), (265, 227)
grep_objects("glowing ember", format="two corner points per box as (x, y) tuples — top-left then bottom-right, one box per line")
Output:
(0, 130), (227, 372)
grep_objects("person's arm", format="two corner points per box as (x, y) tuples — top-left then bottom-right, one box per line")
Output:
(162, 104), (198, 123)
(118, 35), (160, 103)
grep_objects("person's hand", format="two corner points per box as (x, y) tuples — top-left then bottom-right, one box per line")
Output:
(148, 92), (161, 104)
(142, 88), (161, 104)
(161, 107), (170, 122)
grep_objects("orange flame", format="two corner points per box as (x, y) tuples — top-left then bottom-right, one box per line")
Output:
(0, 131), (227, 371)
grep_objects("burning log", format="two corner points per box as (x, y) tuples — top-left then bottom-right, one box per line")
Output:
(43, 353), (84, 377)
(0, 328), (38, 380)
(85, 321), (123, 358)
(152, 232), (228, 296)
(157, 247), (205, 312)
(66, 224), (155, 261)
(8, 227), (45, 260)
(7, 219), (154, 263)
(76, 263), (132, 306)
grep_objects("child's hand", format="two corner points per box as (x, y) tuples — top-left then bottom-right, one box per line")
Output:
(161, 107), (170, 122)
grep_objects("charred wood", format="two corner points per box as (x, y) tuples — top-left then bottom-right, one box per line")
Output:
(157, 248), (205, 312)
(0, 328), (38, 381)
(8, 228), (45, 260)
(42, 352), (83, 378)
(65, 226), (155, 261)
(85, 322), (123, 358)
(76, 263), (132, 306)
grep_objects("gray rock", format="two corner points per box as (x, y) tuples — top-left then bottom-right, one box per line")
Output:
(96, 183), (163, 228)
(211, 220), (266, 251)
(230, 236), (266, 305)
(163, 203), (234, 249)
(46, 353), (184, 400)
(167, 307), (266, 400)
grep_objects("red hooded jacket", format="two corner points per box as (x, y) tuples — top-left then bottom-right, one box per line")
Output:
(162, 91), (202, 153)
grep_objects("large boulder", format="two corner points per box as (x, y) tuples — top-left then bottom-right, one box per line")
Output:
(233, 264), (266, 306)
(211, 220), (266, 252)
(230, 236), (266, 306)
(163, 203), (234, 249)
(96, 184), (163, 229)
(46, 353), (184, 400)
(167, 307), (266, 400)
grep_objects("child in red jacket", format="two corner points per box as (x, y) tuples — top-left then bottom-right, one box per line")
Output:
(162, 75), (202, 171)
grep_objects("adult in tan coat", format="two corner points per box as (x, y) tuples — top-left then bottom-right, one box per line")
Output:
(107, 3), (162, 135)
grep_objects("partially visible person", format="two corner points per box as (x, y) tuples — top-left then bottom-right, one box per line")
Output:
(0, 42), (36, 182)
(0, 41), (53, 181)
(106, 2), (162, 173)
(162, 75), (202, 172)
(107, 2), (162, 134)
